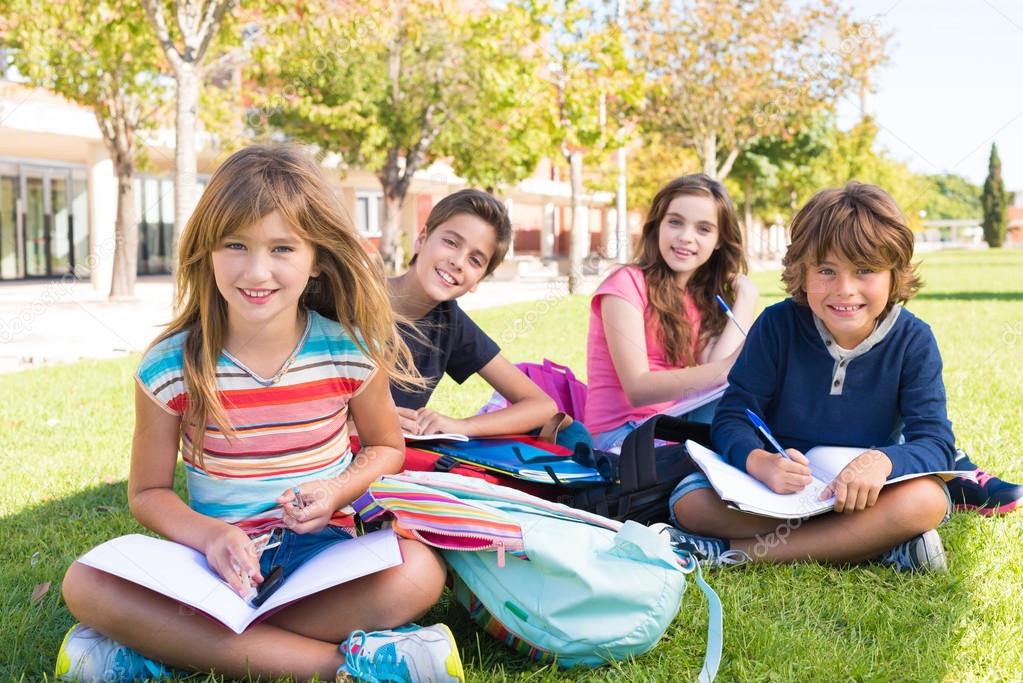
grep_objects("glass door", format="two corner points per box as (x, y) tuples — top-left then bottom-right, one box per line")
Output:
(0, 174), (18, 279)
(23, 173), (49, 276)
(50, 172), (73, 275)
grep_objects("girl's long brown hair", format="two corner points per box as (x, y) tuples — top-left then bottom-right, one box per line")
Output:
(634, 174), (747, 366)
(154, 145), (420, 467)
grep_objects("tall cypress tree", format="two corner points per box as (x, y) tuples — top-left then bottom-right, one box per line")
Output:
(981, 143), (1007, 248)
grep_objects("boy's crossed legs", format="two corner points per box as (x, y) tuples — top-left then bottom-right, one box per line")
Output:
(672, 477), (950, 568)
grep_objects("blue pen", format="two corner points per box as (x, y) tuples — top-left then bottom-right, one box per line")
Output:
(744, 408), (791, 460)
(715, 295), (747, 337)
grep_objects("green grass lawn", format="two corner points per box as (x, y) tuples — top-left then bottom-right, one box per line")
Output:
(2, 249), (1022, 681)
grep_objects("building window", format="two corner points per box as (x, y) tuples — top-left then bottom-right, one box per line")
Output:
(0, 160), (89, 279)
(355, 191), (382, 236)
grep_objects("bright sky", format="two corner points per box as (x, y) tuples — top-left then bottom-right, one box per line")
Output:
(838, 0), (1023, 189)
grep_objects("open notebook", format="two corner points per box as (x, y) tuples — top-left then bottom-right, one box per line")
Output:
(403, 432), (469, 442)
(76, 529), (402, 634)
(685, 441), (961, 519)
(662, 383), (728, 418)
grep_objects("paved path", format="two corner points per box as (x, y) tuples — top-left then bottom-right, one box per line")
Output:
(0, 274), (596, 373)
(0, 258), (781, 374)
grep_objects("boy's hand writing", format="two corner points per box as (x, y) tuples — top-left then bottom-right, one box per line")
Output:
(414, 408), (467, 436)
(396, 407), (422, 435)
(205, 523), (263, 598)
(820, 449), (892, 513)
(747, 448), (813, 494)
(277, 481), (336, 534)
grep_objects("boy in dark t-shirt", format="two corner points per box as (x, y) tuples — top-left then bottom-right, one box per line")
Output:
(387, 189), (556, 436)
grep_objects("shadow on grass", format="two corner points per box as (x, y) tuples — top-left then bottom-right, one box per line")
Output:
(0, 479), (143, 681)
(915, 291), (1023, 301)
(0, 476), (543, 683)
(0, 477), (979, 682)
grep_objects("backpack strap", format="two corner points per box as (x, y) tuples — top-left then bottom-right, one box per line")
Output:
(671, 549), (722, 683)
(536, 412), (573, 444)
(692, 559), (723, 683)
(617, 415), (712, 492)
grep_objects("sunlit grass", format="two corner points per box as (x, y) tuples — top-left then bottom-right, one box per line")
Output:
(2, 249), (1021, 681)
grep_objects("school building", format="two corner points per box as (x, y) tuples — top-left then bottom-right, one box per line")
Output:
(0, 78), (640, 292)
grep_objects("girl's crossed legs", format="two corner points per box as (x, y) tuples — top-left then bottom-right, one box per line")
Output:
(61, 537), (446, 680)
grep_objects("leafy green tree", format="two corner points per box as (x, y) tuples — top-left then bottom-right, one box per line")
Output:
(735, 117), (934, 235)
(632, 0), (888, 180)
(922, 174), (981, 221)
(141, 0), (238, 263)
(7, 0), (168, 297)
(981, 144), (1008, 247)
(540, 0), (641, 291)
(252, 1), (552, 273)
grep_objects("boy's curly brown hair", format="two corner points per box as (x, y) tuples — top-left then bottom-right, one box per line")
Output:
(781, 182), (922, 309)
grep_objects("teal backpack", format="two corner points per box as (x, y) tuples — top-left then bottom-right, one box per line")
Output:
(354, 471), (722, 679)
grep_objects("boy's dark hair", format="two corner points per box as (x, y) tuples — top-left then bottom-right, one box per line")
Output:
(410, 189), (512, 277)
(782, 182), (922, 307)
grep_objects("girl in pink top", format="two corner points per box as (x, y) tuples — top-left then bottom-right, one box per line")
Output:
(585, 174), (758, 451)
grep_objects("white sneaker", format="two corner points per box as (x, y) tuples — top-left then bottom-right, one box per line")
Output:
(876, 529), (948, 572)
(55, 623), (170, 682)
(340, 623), (465, 683)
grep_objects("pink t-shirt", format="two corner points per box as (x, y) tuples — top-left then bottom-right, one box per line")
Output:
(584, 266), (702, 434)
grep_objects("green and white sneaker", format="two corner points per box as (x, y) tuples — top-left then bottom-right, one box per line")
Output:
(340, 623), (464, 683)
(55, 623), (172, 682)
(876, 529), (948, 572)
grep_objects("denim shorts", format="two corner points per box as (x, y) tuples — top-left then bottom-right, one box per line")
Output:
(592, 420), (643, 453)
(592, 399), (720, 454)
(256, 525), (353, 578)
(667, 473), (953, 528)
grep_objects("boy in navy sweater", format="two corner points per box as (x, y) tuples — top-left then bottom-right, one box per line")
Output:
(669, 183), (964, 572)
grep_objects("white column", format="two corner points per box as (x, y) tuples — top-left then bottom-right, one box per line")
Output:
(542, 201), (555, 259)
(87, 143), (117, 292)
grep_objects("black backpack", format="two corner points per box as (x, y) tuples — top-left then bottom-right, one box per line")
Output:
(404, 413), (711, 525)
(556, 414), (711, 524)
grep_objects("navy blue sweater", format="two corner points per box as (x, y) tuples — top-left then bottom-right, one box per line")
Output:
(711, 299), (956, 479)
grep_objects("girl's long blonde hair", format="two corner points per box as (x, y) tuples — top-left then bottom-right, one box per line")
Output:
(154, 144), (419, 467)
(634, 174), (747, 366)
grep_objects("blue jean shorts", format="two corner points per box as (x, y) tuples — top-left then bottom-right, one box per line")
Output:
(667, 473), (953, 528)
(256, 525), (353, 578)
(592, 399), (720, 454)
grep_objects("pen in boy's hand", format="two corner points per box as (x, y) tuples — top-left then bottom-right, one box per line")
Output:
(744, 408), (792, 461)
(715, 294), (748, 337)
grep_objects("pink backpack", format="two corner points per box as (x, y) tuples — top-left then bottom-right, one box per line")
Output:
(480, 359), (588, 420)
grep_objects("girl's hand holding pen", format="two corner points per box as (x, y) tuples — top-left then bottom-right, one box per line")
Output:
(204, 523), (263, 598)
(277, 481), (335, 534)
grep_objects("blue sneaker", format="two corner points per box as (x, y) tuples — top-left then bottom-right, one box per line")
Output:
(652, 524), (750, 568)
(876, 529), (947, 573)
(947, 450), (1023, 516)
(55, 623), (172, 682)
(340, 623), (464, 683)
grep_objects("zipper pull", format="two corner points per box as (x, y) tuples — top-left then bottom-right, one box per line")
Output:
(496, 541), (506, 568)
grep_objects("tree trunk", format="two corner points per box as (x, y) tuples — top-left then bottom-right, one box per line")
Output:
(110, 160), (138, 299)
(743, 174), (754, 259)
(567, 150), (588, 294)
(615, 145), (628, 263)
(380, 190), (405, 275)
(701, 134), (717, 179)
(172, 62), (200, 271)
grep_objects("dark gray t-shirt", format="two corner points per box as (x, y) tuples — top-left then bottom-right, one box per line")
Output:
(391, 299), (500, 410)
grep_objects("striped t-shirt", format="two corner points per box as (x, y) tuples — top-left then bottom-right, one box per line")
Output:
(136, 310), (375, 533)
